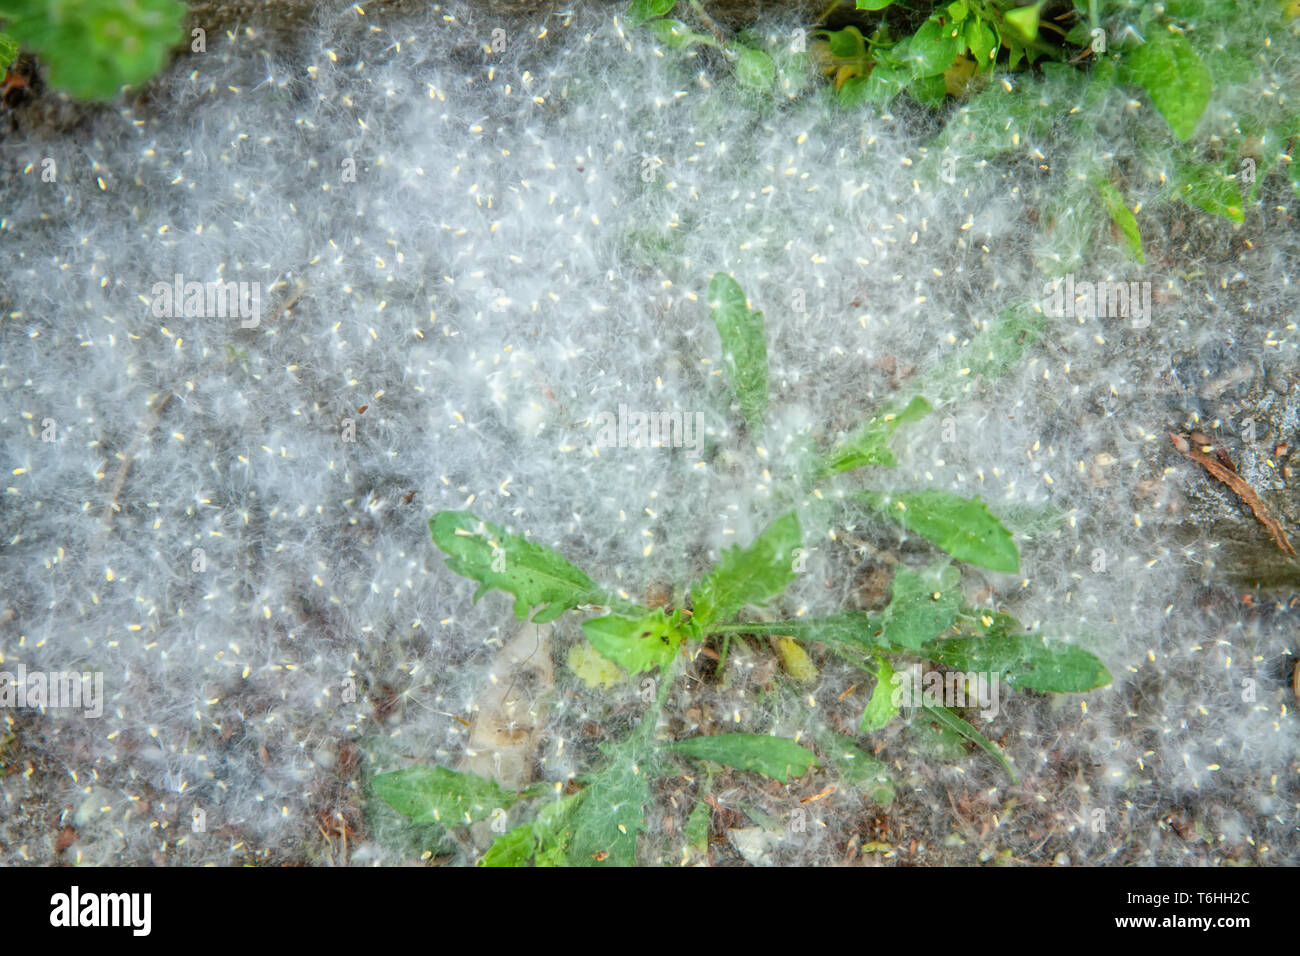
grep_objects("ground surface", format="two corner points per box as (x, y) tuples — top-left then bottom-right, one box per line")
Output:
(1, 0), (1297, 866)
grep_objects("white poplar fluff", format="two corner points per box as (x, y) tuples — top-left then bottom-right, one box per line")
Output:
(0, 1), (1296, 865)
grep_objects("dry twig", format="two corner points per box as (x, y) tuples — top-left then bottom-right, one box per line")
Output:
(1169, 432), (1296, 557)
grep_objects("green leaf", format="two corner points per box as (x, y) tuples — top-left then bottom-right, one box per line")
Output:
(878, 562), (962, 651)
(1095, 178), (1146, 264)
(373, 766), (514, 827)
(837, 74), (873, 107)
(861, 62), (911, 104)
(860, 657), (900, 732)
(733, 46), (776, 90)
(909, 71), (948, 108)
(626, 0), (675, 27)
(684, 800), (712, 859)
(925, 633), (1112, 692)
(948, 1), (969, 22)
(717, 611), (892, 654)
(707, 272), (769, 433)
(966, 20), (997, 66)
(1119, 32), (1212, 141)
(0, 32), (19, 69)
(920, 704), (1017, 782)
(856, 0), (895, 8)
(479, 822), (539, 866)
(892, 303), (1043, 408)
(533, 795), (581, 866)
(690, 512), (802, 627)
(480, 793), (581, 867)
(903, 17), (963, 77)
(857, 490), (1020, 573)
(566, 742), (650, 866)
(827, 25), (867, 60)
(581, 608), (686, 675)
(1003, 2), (1043, 44)
(1, 0), (186, 100)
(668, 734), (819, 783)
(430, 510), (603, 623)
(819, 731), (894, 803)
(821, 395), (932, 473)
(950, 606), (1020, 638)
(1176, 162), (1244, 223)
(906, 707), (969, 761)
(646, 18), (715, 49)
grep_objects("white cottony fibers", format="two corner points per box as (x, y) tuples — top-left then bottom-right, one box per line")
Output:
(0, 1), (1297, 865)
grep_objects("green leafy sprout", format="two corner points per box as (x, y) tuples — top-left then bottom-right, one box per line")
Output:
(624, 0), (1300, 268)
(374, 274), (1112, 866)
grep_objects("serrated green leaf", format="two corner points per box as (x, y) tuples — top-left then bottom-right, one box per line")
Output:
(1095, 178), (1146, 264)
(860, 657), (899, 731)
(480, 793), (581, 867)
(879, 562), (962, 651)
(821, 395), (932, 474)
(926, 634), (1112, 692)
(920, 704), (1017, 782)
(857, 490), (1020, 573)
(533, 794), (582, 866)
(690, 512), (802, 627)
(430, 510), (603, 623)
(373, 765), (514, 827)
(566, 742), (650, 866)
(668, 734), (819, 783)
(1119, 32), (1212, 141)
(581, 608), (685, 675)
(626, 0), (675, 27)
(733, 46), (776, 90)
(708, 272), (769, 433)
